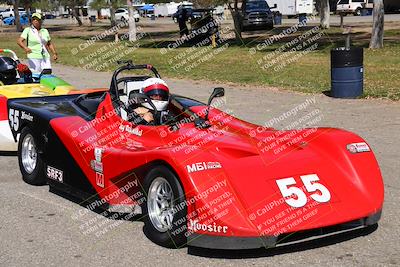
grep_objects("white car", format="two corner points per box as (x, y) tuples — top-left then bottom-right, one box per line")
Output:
(0, 7), (25, 19)
(115, 8), (140, 22)
(336, 0), (374, 16)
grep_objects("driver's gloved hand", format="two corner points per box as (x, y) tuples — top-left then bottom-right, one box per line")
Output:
(130, 107), (155, 125)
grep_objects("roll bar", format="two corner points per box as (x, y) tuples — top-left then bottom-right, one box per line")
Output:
(0, 49), (20, 62)
(109, 60), (161, 100)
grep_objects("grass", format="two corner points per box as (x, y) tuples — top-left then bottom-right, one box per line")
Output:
(1, 27), (399, 100)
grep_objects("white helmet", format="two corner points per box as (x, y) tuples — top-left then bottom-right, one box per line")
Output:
(140, 78), (170, 111)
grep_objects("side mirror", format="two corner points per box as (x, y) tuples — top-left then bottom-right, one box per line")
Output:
(205, 87), (225, 121)
(272, 4), (277, 9)
(207, 87), (225, 106)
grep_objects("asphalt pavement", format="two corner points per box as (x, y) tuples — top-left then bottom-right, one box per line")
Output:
(0, 64), (399, 266)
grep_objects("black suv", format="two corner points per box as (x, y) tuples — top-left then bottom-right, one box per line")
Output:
(241, 0), (274, 31)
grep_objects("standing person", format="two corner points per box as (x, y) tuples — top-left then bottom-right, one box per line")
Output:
(17, 13), (58, 74)
(178, 7), (189, 37)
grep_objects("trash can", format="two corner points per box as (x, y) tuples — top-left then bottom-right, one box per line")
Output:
(331, 47), (364, 98)
(274, 12), (282, 25)
(361, 8), (369, 16)
(299, 13), (307, 25)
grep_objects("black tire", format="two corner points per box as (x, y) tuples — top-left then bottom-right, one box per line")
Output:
(354, 8), (361, 16)
(18, 127), (46, 186)
(135, 18), (139, 22)
(142, 166), (187, 248)
(121, 16), (126, 22)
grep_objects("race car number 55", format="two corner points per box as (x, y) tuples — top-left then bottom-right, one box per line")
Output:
(276, 174), (331, 208)
(9, 108), (20, 131)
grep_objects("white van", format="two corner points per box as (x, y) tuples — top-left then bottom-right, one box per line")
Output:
(336, 0), (374, 16)
(0, 7), (25, 19)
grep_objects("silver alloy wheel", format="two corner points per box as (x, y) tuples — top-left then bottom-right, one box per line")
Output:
(147, 177), (175, 232)
(21, 133), (37, 174)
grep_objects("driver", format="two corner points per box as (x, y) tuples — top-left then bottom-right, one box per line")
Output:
(132, 78), (170, 125)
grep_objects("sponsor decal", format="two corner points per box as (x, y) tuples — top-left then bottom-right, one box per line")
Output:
(8, 109), (34, 131)
(347, 142), (370, 154)
(188, 219), (228, 234)
(186, 162), (222, 173)
(119, 124), (143, 136)
(96, 172), (104, 188)
(94, 147), (103, 162)
(90, 160), (103, 173)
(21, 111), (33, 122)
(47, 166), (63, 182)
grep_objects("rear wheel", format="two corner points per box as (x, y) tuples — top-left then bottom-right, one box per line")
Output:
(18, 127), (46, 185)
(142, 166), (187, 248)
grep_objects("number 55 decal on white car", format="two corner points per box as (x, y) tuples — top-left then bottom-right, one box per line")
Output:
(276, 174), (331, 208)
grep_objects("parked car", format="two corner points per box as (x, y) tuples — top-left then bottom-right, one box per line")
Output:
(2, 14), (29, 26)
(44, 13), (56, 19)
(241, 0), (274, 31)
(172, 2), (194, 23)
(115, 8), (140, 22)
(0, 7), (25, 19)
(336, 0), (374, 16)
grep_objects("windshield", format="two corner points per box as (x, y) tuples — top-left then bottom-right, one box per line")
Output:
(246, 0), (270, 11)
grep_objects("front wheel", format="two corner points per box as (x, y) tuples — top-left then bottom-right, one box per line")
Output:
(18, 127), (46, 185)
(142, 166), (187, 248)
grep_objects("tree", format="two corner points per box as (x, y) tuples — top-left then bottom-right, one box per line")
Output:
(60, 0), (87, 26)
(12, 0), (22, 32)
(89, 0), (124, 27)
(127, 0), (136, 42)
(89, 0), (104, 18)
(370, 0), (384, 49)
(226, 0), (243, 41)
(32, 0), (57, 13)
(318, 0), (330, 29)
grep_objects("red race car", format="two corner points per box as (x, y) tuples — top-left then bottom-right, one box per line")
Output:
(8, 62), (384, 249)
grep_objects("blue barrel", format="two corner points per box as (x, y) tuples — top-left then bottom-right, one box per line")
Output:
(274, 13), (282, 25)
(299, 13), (307, 25)
(331, 47), (364, 98)
(361, 8), (369, 16)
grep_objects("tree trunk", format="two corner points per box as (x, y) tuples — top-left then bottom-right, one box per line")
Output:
(72, 8), (83, 26)
(12, 0), (22, 32)
(110, 7), (116, 27)
(127, 0), (137, 42)
(320, 0), (330, 29)
(228, 2), (242, 42)
(369, 0), (384, 49)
